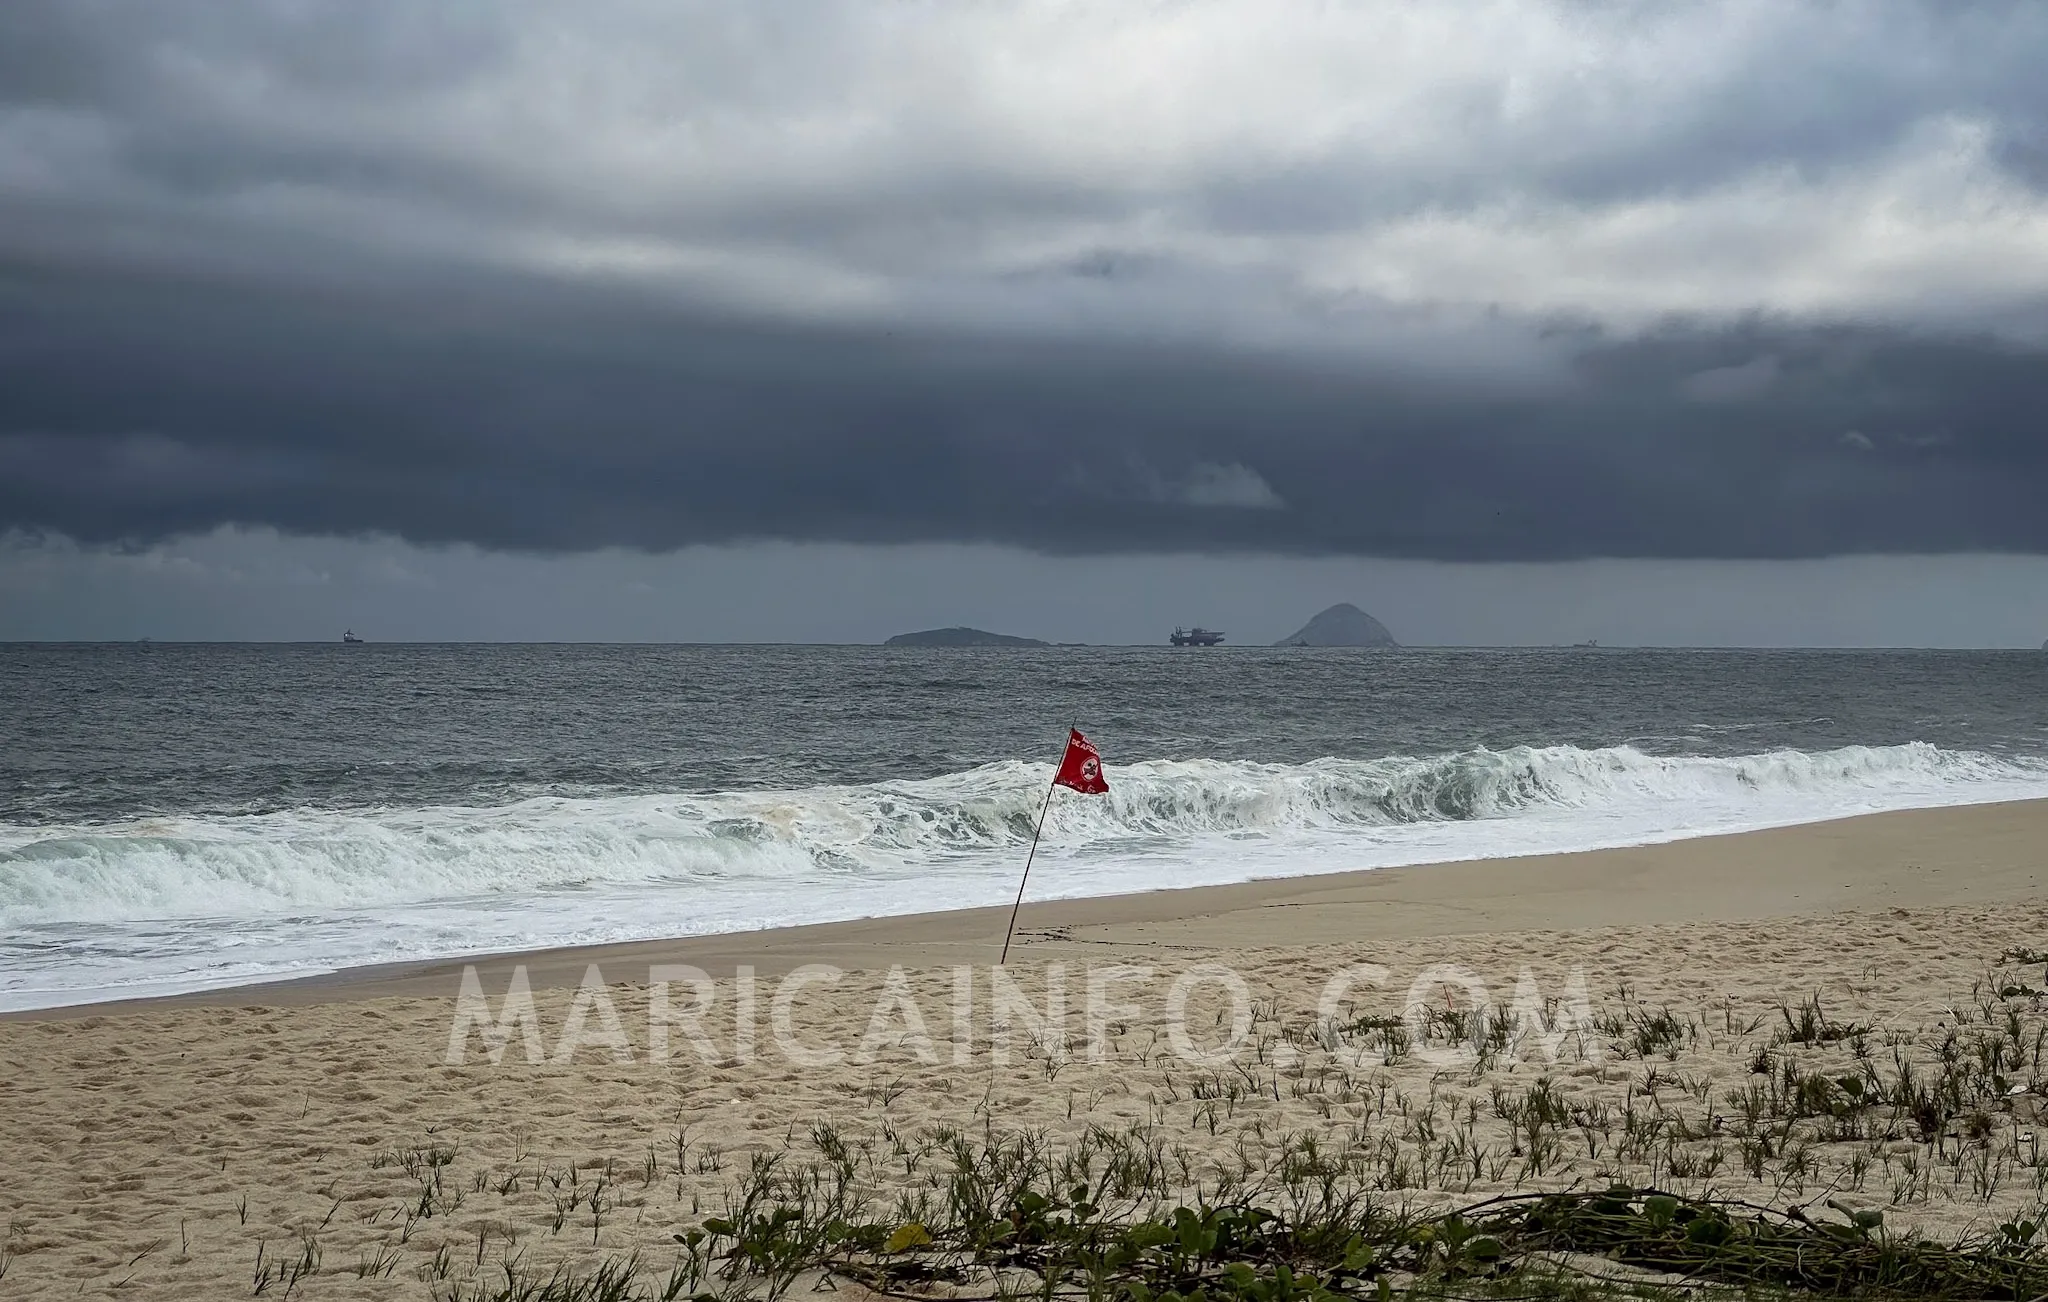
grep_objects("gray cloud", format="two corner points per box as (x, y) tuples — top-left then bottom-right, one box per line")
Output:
(5, 244), (2048, 559)
(1168, 464), (1286, 510)
(2, 1), (2047, 562)
(1680, 355), (1780, 404)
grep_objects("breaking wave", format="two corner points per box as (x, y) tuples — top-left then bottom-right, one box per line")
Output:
(5, 742), (2045, 929)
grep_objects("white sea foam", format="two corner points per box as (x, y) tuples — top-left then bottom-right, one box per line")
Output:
(3, 742), (2046, 1009)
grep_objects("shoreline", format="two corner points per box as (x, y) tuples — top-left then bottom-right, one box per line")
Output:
(9, 797), (2048, 1295)
(12, 795), (2045, 1021)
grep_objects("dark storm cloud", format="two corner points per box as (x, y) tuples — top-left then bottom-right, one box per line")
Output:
(3, 1), (2048, 560)
(6, 259), (2047, 560)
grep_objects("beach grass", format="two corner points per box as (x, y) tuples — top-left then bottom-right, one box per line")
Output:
(388, 1143), (2048, 1302)
(175, 945), (2048, 1301)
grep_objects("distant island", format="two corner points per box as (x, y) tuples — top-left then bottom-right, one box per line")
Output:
(1274, 603), (1399, 648)
(884, 626), (1050, 647)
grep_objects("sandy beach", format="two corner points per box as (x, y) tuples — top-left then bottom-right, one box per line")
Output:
(4, 799), (2047, 1297)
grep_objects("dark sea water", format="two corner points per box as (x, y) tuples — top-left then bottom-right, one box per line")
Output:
(4, 644), (2047, 1009)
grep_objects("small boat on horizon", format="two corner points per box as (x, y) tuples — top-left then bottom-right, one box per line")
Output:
(1170, 627), (1226, 647)
(342, 630), (364, 644)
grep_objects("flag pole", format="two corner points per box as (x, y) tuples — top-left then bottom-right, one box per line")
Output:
(999, 758), (1061, 966)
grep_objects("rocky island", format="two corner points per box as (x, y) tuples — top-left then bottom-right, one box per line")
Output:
(1274, 603), (1399, 647)
(884, 627), (1050, 647)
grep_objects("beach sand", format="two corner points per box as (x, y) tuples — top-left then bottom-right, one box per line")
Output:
(3, 800), (2046, 1297)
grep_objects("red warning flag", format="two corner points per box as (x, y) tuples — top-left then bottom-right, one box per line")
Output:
(1052, 728), (1108, 795)
(1001, 727), (1109, 962)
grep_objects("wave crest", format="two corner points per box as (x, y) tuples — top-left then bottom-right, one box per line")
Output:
(2, 742), (2043, 925)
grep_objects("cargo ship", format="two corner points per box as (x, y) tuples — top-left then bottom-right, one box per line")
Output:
(1169, 627), (1225, 646)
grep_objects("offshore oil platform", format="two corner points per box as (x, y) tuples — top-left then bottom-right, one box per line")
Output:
(1169, 626), (1226, 646)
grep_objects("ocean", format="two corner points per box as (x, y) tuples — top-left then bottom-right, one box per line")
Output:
(4, 643), (2047, 1011)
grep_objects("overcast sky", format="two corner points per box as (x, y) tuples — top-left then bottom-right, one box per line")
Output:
(4, 1), (2047, 643)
